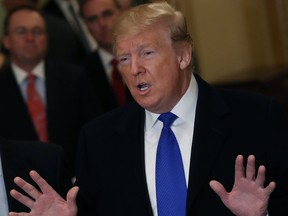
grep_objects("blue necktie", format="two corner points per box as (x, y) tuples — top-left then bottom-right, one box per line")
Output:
(156, 112), (187, 216)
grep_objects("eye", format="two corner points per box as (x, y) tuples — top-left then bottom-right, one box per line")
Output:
(142, 50), (154, 58)
(86, 15), (98, 23)
(102, 10), (114, 19)
(31, 28), (45, 36)
(118, 56), (130, 65)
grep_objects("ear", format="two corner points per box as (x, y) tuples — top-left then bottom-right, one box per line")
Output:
(2, 36), (11, 50)
(176, 42), (192, 70)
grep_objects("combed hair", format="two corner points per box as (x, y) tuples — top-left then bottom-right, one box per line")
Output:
(3, 5), (46, 35)
(79, 0), (122, 17)
(113, 1), (192, 48)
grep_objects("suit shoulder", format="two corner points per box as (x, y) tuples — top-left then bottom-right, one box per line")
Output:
(80, 51), (103, 69)
(218, 87), (278, 108)
(82, 102), (142, 131)
(0, 139), (62, 157)
(45, 59), (86, 74)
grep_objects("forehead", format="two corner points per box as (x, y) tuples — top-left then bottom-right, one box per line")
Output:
(116, 27), (172, 55)
(8, 10), (45, 29)
(82, 0), (118, 16)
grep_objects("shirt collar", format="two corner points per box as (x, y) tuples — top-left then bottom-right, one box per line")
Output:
(0, 153), (2, 176)
(12, 61), (45, 84)
(98, 47), (114, 68)
(145, 73), (198, 131)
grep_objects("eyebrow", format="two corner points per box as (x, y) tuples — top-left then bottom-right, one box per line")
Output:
(85, 9), (115, 21)
(136, 43), (156, 52)
(116, 43), (155, 56)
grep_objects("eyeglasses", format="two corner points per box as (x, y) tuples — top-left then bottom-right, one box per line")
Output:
(9, 27), (46, 37)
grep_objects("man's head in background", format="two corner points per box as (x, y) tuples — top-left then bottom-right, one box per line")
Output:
(2, 5), (47, 71)
(79, 0), (122, 54)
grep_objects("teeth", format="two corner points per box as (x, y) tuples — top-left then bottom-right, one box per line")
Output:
(138, 83), (149, 91)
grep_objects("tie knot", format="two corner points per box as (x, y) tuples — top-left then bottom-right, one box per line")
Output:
(158, 112), (178, 128)
(27, 73), (36, 83)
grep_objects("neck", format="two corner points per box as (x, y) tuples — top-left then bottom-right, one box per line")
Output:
(13, 61), (39, 73)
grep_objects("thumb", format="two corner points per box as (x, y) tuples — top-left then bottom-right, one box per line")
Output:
(66, 186), (79, 214)
(209, 180), (228, 199)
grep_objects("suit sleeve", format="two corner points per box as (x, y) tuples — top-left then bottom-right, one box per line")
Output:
(265, 100), (288, 215)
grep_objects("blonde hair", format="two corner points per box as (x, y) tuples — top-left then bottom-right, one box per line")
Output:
(113, 1), (192, 49)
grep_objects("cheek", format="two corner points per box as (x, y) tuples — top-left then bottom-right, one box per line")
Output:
(2, 38), (11, 50)
(37, 39), (47, 49)
(88, 25), (100, 36)
(119, 70), (130, 85)
(9, 39), (23, 50)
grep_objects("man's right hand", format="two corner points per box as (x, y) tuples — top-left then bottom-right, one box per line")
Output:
(9, 170), (78, 216)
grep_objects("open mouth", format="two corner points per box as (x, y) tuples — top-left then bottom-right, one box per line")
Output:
(137, 83), (150, 91)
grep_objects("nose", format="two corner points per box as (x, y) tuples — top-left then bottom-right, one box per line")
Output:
(130, 57), (144, 76)
(24, 32), (35, 41)
(98, 16), (107, 28)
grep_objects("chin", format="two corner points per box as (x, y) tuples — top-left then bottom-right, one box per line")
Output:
(136, 100), (152, 110)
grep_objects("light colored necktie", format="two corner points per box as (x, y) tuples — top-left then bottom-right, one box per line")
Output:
(156, 112), (187, 216)
(26, 73), (48, 142)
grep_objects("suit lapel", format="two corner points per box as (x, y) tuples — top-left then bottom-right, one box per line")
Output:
(1, 141), (31, 212)
(44, 60), (67, 138)
(186, 76), (231, 213)
(44, 60), (56, 133)
(0, 66), (37, 139)
(112, 104), (153, 216)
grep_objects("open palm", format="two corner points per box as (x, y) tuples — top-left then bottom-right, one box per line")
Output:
(9, 170), (78, 216)
(210, 155), (275, 216)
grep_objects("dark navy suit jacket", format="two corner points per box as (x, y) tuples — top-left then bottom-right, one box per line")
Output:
(0, 139), (72, 212)
(0, 59), (102, 174)
(75, 75), (288, 215)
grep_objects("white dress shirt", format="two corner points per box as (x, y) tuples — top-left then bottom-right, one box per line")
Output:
(0, 153), (9, 216)
(145, 74), (198, 216)
(12, 61), (46, 105)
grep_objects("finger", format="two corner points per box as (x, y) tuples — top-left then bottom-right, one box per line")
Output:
(67, 186), (79, 213)
(234, 155), (245, 181)
(10, 189), (35, 209)
(265, 181), (276, 196)
(29, 170), (57, 195)
(13, 176), (42, 200)
(246, 155), (256, 180)
(209, 180), (228, 200)
(255, 165), (266, 186)
(9, 212), (28, 216)
(67, 186), (79, 203)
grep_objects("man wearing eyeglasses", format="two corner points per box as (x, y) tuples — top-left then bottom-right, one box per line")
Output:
(0, 5), (102, 177)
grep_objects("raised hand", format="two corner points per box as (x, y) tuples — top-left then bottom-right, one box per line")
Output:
(209, 155), (275, 216)
(9, 170), (78, 216)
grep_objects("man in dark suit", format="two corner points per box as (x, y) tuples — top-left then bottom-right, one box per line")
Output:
(79, 0), (133, 111)
(2, 0), (87, 63)
(42, 0), (96, 56)
(8, 2), (288, 216)
(0, 138), (72, 215)
(0, 5), (102, 175)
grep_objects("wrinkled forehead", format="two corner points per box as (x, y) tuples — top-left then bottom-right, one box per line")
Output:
(8, 10), (46, 29)
(82, 0), (119, 17)
(113, 22), (172, 54)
